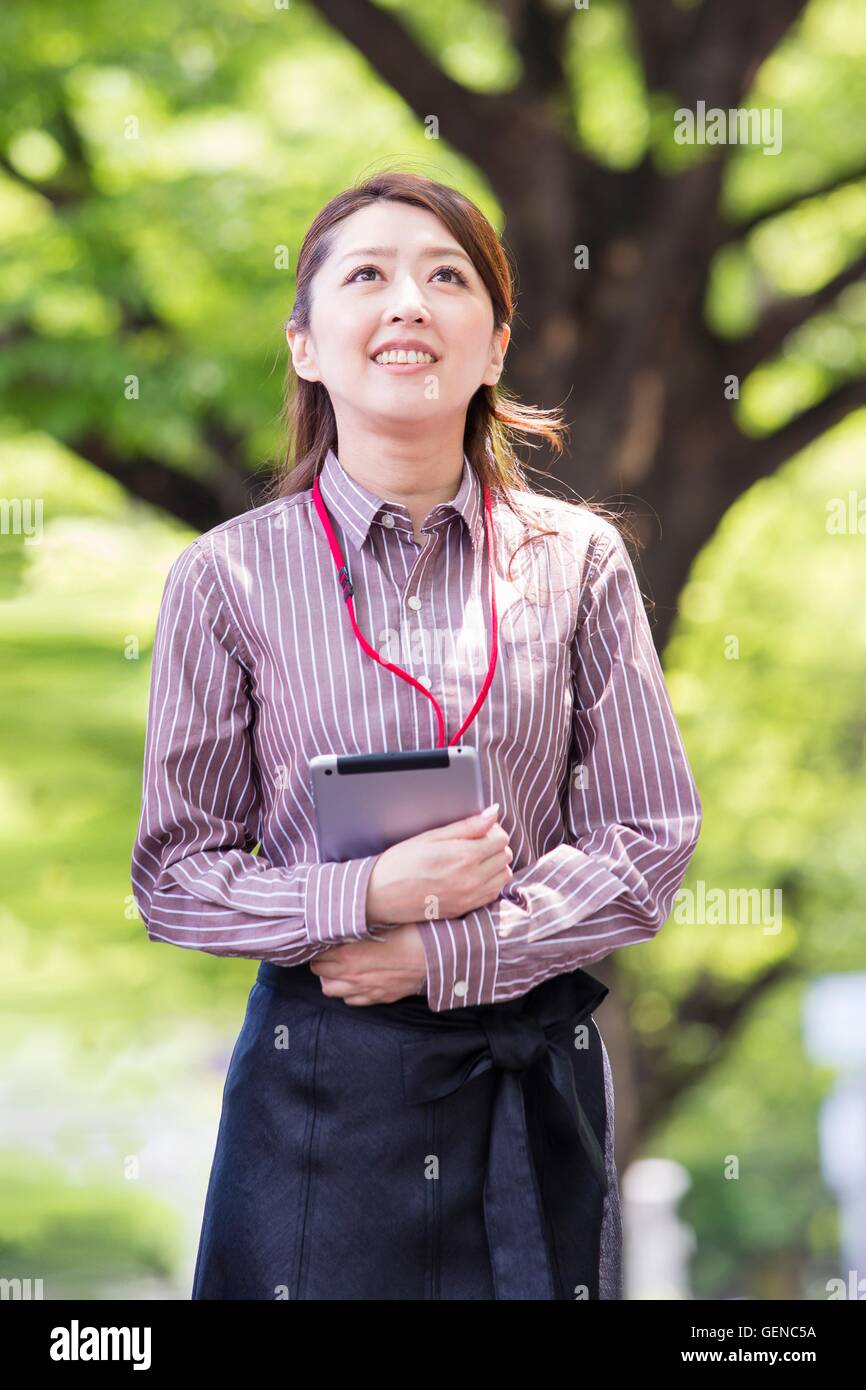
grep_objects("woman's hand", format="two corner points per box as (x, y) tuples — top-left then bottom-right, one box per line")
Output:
(309, 923), (428, 1005)
(366, 805), (513, 926)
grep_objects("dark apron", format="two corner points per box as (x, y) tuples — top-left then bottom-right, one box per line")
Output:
(192, 957), (611, 1300)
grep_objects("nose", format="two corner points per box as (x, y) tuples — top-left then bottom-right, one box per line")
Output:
(383, 273), (432, 323)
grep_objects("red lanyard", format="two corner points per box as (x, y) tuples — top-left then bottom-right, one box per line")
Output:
(312, 468), (499, 748)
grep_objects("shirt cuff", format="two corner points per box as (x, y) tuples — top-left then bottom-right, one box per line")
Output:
(419, 902), (505, 1010)
(304, 854), (382, 944)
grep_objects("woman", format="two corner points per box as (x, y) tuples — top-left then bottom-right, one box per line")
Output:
(130, 171), (702, 1300)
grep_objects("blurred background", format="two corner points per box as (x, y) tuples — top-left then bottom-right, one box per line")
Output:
(1, 0), (865, 1300)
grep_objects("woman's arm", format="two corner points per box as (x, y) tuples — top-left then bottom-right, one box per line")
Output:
(418, 523), (703, 1010)
(130, 539), (382, 963)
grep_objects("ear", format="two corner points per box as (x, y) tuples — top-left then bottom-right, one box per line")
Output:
(286, 322), (322, 383)
(482, 323), (510, 386)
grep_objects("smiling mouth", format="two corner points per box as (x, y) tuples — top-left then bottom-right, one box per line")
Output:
(370, 350), (439, 368)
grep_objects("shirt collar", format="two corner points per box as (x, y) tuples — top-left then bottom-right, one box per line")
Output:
(316, 446), (486, 555)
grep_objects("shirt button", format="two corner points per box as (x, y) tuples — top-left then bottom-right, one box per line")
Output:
(417, 674), (432, 690)
(381, 512), (395, 527)
(454, 980), (468, 998)
(407, 595), (422, 610)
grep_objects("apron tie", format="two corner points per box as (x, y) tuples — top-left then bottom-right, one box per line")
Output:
(399, 972), (609, 1300)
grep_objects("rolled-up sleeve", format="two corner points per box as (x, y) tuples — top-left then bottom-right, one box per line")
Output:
(130, 538), (381, 961)
(420, 523), (703, 1010)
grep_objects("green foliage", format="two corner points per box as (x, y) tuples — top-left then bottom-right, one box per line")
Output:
(0, 1154), (179, 1296)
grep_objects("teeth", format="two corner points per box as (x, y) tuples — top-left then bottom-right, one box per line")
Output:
(373, 350), (437, 365)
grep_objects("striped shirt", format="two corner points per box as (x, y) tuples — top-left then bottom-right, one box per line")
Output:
(130, 446), (702, 1011)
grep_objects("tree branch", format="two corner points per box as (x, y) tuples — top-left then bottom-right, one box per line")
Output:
(0, 99), (100, 210)
(2, 101), (260, 529)
(70, 429), (253, 533)
(309, 0), (585, 196)
(311, 0), (510, 169)
(728, 375), (866, 487)
(624, 0), (811, 318)
(737, 252), (866, 377)
(628, 0), (698, 93)
(501, 0), (571, 99)
(0, 148), (82, 212)
(723, 164), (866, 243)
(637, 959), (793, 1135)
(630, 0), (807, 112)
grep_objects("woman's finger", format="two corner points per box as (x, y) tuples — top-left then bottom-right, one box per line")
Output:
(315, 950), (393, 978)
(313, 960), (353, 978)
(319, 976), (361, 996)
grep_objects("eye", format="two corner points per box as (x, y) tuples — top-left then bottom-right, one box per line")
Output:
(345, 265), (380, 283)
(344, 263), (469, 286)
(431, 264), (469, 286)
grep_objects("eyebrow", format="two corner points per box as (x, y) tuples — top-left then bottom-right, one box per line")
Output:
(337, 245), (473, 265)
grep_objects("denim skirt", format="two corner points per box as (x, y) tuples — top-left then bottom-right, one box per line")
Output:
(191, 958), (623, 1301)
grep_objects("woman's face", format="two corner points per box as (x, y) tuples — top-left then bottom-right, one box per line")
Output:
(287, 201), (509, 434)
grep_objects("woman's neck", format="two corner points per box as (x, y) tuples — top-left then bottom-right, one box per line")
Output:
(336, 446), (464, 535)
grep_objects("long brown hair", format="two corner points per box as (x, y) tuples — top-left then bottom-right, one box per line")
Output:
(263, 169), (634, 586)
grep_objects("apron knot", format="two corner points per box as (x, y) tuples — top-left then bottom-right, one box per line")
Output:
(478, 1012), (548, 1073)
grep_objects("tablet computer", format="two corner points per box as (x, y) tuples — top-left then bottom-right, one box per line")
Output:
(309, 744), (484, 863)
